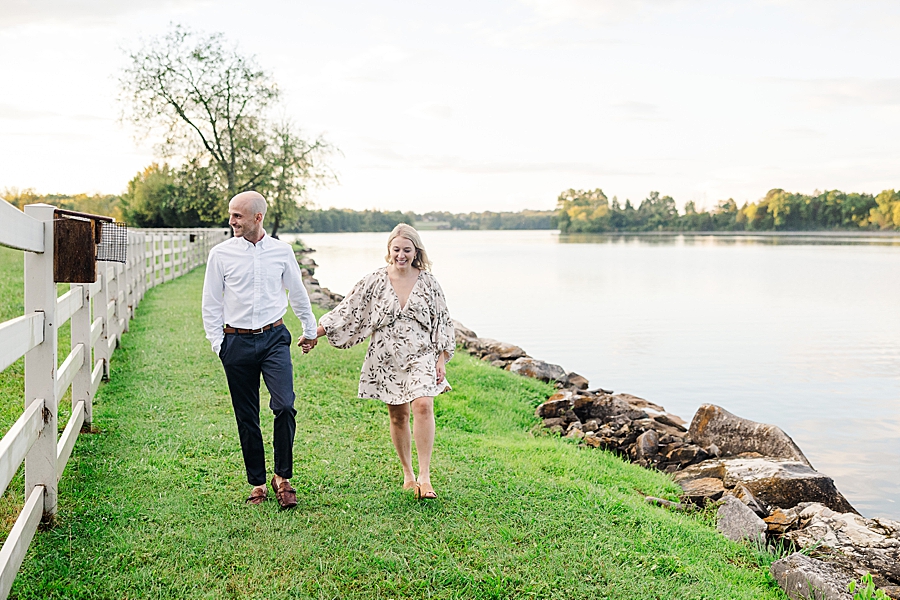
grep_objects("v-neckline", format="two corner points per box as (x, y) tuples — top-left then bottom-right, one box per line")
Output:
(387, 268), (421, 311)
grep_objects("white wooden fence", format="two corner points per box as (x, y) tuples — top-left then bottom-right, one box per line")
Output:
(0, 200), (229, 597)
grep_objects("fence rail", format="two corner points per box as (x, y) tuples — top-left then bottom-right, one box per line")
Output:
(0, 200), (229, 598)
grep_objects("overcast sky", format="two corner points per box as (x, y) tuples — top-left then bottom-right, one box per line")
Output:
(1, 0), (899, 212)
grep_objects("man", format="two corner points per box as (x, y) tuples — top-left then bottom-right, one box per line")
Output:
(202, 191), (318, 509)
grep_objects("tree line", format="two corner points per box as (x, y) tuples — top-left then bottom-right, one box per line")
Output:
(1, 185), (557, 234)
(556, 188), (900, 233)
(292, 208), (556, 233)
(2, 188), (124, 221)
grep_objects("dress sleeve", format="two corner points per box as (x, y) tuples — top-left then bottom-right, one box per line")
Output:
(319, 271), (382, 349)
(428, 275), (455, 362)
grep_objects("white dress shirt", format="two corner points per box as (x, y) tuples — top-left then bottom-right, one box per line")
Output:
(201, 231), (317, 354)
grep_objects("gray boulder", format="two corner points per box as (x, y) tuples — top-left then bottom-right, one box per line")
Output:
(784, 503), (900, 586)
(634, 430), (659, 459)
(574, 394), (648, 422)
(477, 339), (528, 360)
(452, 320), (479, 347)
(679, 477), (726, 504)
(564, 371), (590, 390)
(451, 319), (477, 340)
(688, 404), (812, 467)
(730, 484), (769, 518)
(535, 390), (574, 418)
(674, 457), (857, 514)
(509, 357), (566, 383)
(771, 552), (852, 600)
(716, 495), (766, 543)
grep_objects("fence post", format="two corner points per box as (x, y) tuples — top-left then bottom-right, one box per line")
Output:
(153, 233), (162, 288)
(114, 264), (124, 337)
(23, 203), (58, 521)
(108, 264), (120, 346)
(71, 283), (93, 430)
(140, 232), (147, 299)
(96, 265), (111, 380)
(122, 238), (132, 331)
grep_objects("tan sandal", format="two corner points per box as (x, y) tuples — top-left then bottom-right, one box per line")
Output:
(415, 483), (437, 500)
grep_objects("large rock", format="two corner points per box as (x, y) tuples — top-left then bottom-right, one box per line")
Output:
(618, 394), (687, 431)
(785, 503), (900, 586)
(535, 391), (574, 418)
(509, 357), (566, 383)
(452, 320), (480, 347)
(634, 430), (659, 459)
(674, 457), (857, 514)
(716, 495), (766, 543)
(731, 484), (769, 519)
(764, 507), (800, 534)
(452, 320), (477, 340)
(573, 394), (648, 422)
(476, 339), (528, 360)
(771, 552), (853, 600)
(679, 477), (725, 504)
(688, 404), (812, 467)
(564, 371), (590, 390)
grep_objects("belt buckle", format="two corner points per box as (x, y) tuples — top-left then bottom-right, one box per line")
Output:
(252, 327), (265, 335)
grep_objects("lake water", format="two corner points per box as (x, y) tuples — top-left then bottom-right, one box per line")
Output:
(282, 230), (900, 519)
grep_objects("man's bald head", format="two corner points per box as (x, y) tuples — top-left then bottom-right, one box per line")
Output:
(230, 191), (267, 220)
(228, 191), (267, 243)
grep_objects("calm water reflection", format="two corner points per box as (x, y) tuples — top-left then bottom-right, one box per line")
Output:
(283, 230), (900, 518)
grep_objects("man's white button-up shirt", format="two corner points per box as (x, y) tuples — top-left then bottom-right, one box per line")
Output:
(201, 232), (317, 354)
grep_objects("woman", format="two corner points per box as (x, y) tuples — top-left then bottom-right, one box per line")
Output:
(308, 224), (454, 499)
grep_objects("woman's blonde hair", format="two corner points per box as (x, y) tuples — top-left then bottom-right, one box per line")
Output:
(385, 223), (432, 271)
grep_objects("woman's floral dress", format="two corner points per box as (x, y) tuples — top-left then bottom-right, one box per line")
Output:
(319, 267), (455, 405)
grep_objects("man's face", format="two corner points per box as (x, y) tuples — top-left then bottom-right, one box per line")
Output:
(229, 199), (261, 239)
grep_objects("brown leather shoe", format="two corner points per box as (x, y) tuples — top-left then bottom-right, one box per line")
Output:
(271, 476), (297, 510)
(245, 486), (267, 505)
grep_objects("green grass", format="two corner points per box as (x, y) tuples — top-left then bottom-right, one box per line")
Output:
(0, 247), (786, 598)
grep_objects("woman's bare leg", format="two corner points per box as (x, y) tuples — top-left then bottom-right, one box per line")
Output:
(411, 396), (436, 495)
(387, 402), (416, 488)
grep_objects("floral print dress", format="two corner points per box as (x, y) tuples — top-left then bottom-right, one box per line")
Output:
(319, 267), (455, 405)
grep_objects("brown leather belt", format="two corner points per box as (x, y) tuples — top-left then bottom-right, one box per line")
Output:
(223, 319), (284, 335)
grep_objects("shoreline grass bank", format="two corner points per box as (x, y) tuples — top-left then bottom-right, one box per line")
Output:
(0, 247), (785, 598)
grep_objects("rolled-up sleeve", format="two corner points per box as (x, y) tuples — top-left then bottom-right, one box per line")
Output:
(319, 273), (381, 349)
(283, 249), (317, 340)
(201, 249), (226, 354)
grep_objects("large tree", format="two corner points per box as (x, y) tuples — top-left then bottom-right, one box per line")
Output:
(260, 121), (335, 237)
(119, 25), (334, 232)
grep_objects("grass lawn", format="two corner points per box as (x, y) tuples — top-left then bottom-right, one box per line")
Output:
(0, 245), (786, 599)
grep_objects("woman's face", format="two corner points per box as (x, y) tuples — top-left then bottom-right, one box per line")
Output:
(389, 236), (416, 269)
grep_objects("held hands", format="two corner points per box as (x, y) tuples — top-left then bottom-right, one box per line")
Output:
(298, 337), (317, 354)
(298, 325), (326, 354)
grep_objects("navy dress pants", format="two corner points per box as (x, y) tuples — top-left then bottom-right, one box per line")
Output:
(219, 324), (296, 486)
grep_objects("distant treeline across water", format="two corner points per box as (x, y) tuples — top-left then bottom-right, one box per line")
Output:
(287, 208), (556, 233)
(4, 185), (899, 233)
(556, 188), (900, 233)
(287, 187), (900, 233)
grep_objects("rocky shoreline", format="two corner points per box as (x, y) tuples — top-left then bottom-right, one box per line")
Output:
(296, 250), (899, 600)
(453, 321), (900, 600)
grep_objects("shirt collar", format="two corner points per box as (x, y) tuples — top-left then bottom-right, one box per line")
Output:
(237, 229), (268, 249)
